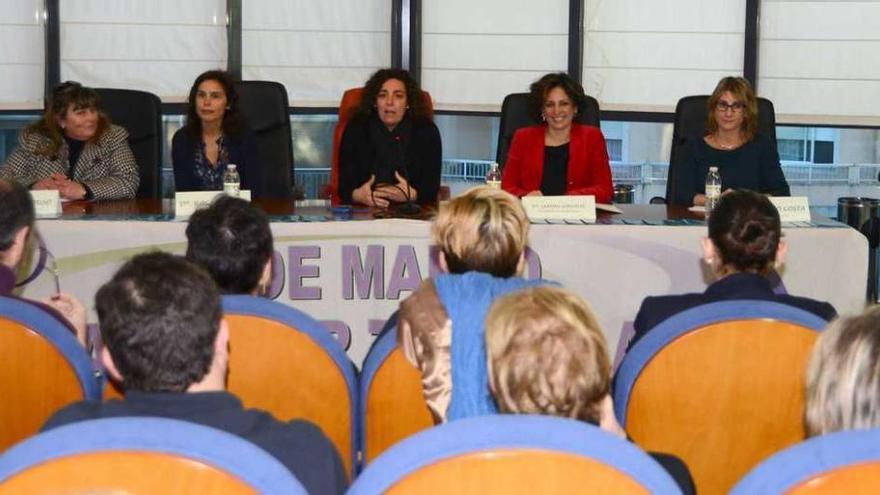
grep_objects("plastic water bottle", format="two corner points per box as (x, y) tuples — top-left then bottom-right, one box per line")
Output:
(485, 162), (501, 189)
(223, 164), (240, 197)
(705, 166), (721, 215)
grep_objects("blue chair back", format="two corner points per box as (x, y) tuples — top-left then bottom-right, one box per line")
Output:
(221, 295), (357, 478)
(358, 325), (433, 466)
(0, 297), (100, 451)
(349, 415), (682, 494)
(731, 428), (880, 494)
(613, 299), (828, 494)
(0, 417), (306, 493)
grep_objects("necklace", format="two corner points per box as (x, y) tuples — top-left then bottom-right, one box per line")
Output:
(713, 134), (740, 150)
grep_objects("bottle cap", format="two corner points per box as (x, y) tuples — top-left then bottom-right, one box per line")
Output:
(709, 166), (718, 172)
(227, 164), (237, 171)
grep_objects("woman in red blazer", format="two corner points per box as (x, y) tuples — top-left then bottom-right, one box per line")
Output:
(501, 73), (612, 203)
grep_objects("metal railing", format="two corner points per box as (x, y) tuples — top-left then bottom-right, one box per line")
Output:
(293, 162), (880, 200)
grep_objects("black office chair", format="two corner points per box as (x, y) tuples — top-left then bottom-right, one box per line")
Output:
(95, 88), (162, 199)
(236, 81), (294, 199)
(666, 95), (777, 205)
(496, 92), (600, 167)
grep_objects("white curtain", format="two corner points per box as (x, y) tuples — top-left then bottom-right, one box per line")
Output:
(243, 0), (391, 107)
(759, 0), (880, 126)
(0, 0), (44, 108)
(60, 0), (227, 101)
(582, 0), (746, 112)
(422, 0), (568, 112)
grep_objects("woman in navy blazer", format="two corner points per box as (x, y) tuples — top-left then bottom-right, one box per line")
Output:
(172, 70), (262, 196)
(501, 73), (612, 203)
(628, 190), (836, 350)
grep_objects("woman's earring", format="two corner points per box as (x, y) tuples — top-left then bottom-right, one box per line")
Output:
(541, 114), (546, 122)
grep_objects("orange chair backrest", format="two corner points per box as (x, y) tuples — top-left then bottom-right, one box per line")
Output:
(786, 463), (880, 495)
(0, 451), (255, 495)
(386, 449), (651, 495)
(625, 319), (818, 495)
(364, 346), (434, 463)
(224, 313), (354, 477)
(0, 316), (88, 451)
(330, 87), (434, 204)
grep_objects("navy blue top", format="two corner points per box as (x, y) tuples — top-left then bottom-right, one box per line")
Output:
(172, 128), (263, 197)
(672, 134), (790, 206)
(540, 143), (570, 196)
(629, 272), (837, 351)
(42, 390), (346, 495)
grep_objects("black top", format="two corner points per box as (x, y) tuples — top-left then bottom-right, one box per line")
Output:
(672, 134), (790, 206)
(172, 128), (263, 197)
(629, 272), (837, 350)
(64, 136), (86, 180)
(42, 390), (347, 495)
(540, 143), (569, 196)
(338, 113), (442, 205)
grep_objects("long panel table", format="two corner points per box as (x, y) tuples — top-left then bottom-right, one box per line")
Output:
(21, 200), (868, 366)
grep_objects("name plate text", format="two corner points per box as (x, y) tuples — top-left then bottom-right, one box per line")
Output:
(175, 190), (251, 219)
(30, 190), (61, 218)
(522, 195), (596, 223)
(769, 196), (811, 222)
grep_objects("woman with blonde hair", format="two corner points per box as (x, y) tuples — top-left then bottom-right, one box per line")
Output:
(398, 186), (548, 422)
(485, 286), (694, 493)
(672, 76), (790, 206)
(806, 306), (880, 436)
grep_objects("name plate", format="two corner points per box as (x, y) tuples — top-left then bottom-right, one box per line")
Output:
(769, 196), (811, 222)
(175, 190), (251, 219)
(522, 195), (596, 223)
(30, 190), (61, 218)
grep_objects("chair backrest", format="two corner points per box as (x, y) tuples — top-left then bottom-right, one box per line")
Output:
(349, 415), (682, 494)
(496, 92), (601, 167)
(666, 95), (777, 204)
(0, 297), (100, 452)
(731, 428), (880, 494)
(221, 295), (357, 478)
(359, 325), (434, 465)
(0, 417), (306, 494)
(614, 300), (827, 495)
(329, 87), (435, 204)
(236, 81), (294, 199)
(94, 88), (162, 199)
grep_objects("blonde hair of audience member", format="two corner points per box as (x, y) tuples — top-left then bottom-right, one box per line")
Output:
(486, 286), (625, 436)
(805, 306), (880, 436)
(432, 186), (529, 278)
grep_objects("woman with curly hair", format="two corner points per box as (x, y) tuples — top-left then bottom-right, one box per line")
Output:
(338, 68), (441, 207)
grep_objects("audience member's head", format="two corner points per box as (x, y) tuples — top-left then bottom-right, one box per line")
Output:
(486, 286), (610, 422)
(704, 190), (784, 276)
(96, 252), (225, 393)
(806, 306), (880, 436)
(528, 72), (589, 122)
(707, 76), (758, 141)
(186, 195), (274, 295)
(0, 179), (35, 268)
(432, 186), (529, 278)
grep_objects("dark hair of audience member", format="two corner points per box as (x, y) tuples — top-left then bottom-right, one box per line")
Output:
(707, 190), (780, 275)
(527, 72), (588, 122)
(95, 252), (222, 392)
(0, 179), (35, 252)
(356, 68), (430, 122)
(185, 195), (273, 294)
(28, 81), (110, 158)
(184, 69), (243, 139)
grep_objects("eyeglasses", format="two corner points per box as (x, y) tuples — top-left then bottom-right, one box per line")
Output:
(15, 232), (61, 295)
(716, 101), (745, 113)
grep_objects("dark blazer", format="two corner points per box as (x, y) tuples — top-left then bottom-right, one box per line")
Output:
(501, 123), (613, 203)
(629, 272), (837, 351)
(171, 127), (263, 197)
(338, 114), (442, 205)
(671, 134), (790, 206)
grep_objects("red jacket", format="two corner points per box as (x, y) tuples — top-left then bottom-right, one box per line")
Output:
(501, 123), (613, 203)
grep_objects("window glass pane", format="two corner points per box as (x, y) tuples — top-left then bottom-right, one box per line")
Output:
(60, 0), (227, 101)
(583, 0), (745, 112)
(0, 1), (44, 108)
(759, 0), (880, 126)
(243, 0), (391, 107)
(422, 0), (568, 111)
(0, 114), (41, 162)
